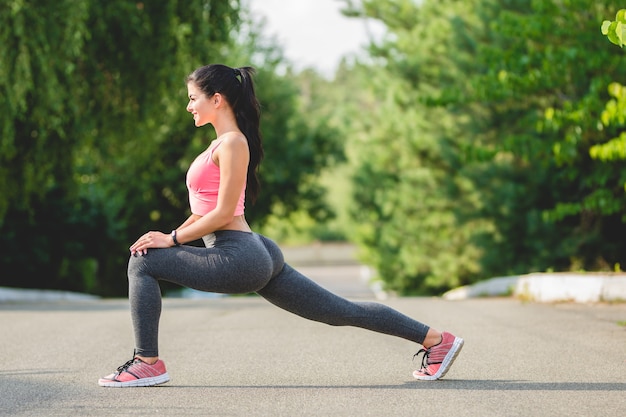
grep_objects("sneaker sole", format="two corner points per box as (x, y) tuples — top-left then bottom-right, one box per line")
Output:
(413, 337), (464, 381)
(98, 372), (170, 388)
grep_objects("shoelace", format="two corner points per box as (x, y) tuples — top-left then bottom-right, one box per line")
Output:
(413, 348), (431, 372)
(116, 358), (138, 373)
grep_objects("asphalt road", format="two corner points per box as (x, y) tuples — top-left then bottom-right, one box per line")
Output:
(1, 265), (625, 417)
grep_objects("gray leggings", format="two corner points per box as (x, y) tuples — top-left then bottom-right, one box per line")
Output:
(128, 230), (430, 357)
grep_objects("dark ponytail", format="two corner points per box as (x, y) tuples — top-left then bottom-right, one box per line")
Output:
(186, 64), (264, 204)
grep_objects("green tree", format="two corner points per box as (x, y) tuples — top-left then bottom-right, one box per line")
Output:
(0, 1), (344, 296)
(468, 0), (626, 273)
(0, 0), (242, 294)
(0, 1), (87, 221)
(339, 0), (492, 294)
(340, 0), (626, 294)
(586, 10), (626, 264)
(257, 68), (348, 243)
(0, 0), (94, 292)
(72, 0), (242, 295)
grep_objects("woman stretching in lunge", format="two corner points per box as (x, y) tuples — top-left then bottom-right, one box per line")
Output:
(98, 64), (463, 387)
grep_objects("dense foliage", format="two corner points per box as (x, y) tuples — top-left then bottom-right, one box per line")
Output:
(2, 0), (625, 297)
(337, 0), (626, 294)
(0, 0), (342, 296)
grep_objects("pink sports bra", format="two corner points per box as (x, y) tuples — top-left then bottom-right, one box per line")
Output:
(186, 141), (246, 216)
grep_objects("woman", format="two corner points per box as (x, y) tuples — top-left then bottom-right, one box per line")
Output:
(98, 64), (463, 387)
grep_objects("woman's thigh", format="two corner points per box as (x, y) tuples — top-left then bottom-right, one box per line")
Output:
(128, 232), (275, 294)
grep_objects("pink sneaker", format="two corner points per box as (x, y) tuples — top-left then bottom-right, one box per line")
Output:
(413, 331), (463, 380)
(98, 357), (170, 387)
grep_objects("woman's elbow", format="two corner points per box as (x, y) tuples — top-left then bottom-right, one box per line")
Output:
(213, 208), (237, 226)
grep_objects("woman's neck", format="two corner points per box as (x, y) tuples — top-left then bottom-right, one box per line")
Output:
(212, 113), (240, 138)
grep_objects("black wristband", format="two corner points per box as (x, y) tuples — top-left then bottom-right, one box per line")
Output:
(171, 230), (180, 246)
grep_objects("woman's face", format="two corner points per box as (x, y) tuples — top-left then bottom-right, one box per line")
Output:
(186, 82), (213, 127)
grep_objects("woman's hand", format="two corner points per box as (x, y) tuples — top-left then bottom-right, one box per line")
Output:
(130, 231), (173, 256)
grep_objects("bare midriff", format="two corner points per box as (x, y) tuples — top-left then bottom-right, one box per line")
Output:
(218, 214), (252, 233)
(189, 213), (251, 233)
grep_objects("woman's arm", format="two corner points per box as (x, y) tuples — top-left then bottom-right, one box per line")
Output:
(129, 133), (249, 255)
(177, 213), (202, 231)
(175, 133), (249, 243)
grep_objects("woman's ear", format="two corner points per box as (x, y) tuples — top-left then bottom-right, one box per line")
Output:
(213, 93), (222, 106)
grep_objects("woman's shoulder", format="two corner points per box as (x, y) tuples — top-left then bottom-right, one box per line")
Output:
(217, 131), (248, 151)
(220, 130), (247, 142)
(212, 132), (249, 165)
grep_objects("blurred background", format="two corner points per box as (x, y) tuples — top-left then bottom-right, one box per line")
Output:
(1, 0), (625, 297)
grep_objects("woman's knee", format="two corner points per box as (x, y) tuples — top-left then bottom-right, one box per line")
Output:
(127, 253), (149, 278)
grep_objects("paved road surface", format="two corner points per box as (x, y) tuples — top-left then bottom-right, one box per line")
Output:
(1, 264), (625, 416)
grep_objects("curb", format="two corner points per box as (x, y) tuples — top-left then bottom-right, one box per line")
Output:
(4, 273), (626, 304)
(0, 287), (99, 303)
(443, 273), (626, 303)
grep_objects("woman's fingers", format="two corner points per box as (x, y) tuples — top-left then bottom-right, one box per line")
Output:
(130, 231), (168, 256)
